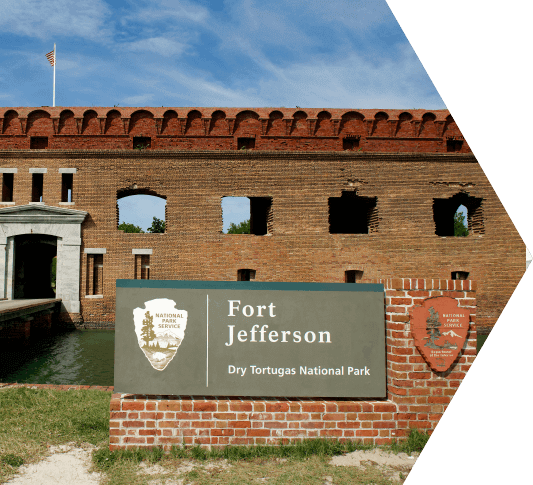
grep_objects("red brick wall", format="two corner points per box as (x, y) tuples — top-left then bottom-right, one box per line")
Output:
(0, 107), (523, 332)
(109, 278), (476, 449)
(0, 107), (469, 153)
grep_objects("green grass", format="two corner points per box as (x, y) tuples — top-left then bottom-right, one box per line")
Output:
(0, 387), (111, 483)
(0, 387), (429, 484)
(93, 435), (427, 484)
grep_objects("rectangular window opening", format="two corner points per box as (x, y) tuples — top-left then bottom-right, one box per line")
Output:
(61, 173), (73, 202)
(446, 139), (463, 152)
(133, 136), (151, 149)
(237, 137), (255, 150)
(30, 137), (48, 149)
(329, 191), (378, 234)
(93, 254), (104, 295)
(237, 269), (256, 281)
(343, 138), (360, 150)
(32, 174), (43, 202)
(250, 197), (273, 235)
(451, 271), (469, 280)
(2, 173), (13, 202)
(222, 197), (251, 234)
(141, 255), (150, 280)
(345, 270), (363, 283)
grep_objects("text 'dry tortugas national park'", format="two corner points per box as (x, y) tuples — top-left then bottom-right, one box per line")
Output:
(0, 106), (526, 448)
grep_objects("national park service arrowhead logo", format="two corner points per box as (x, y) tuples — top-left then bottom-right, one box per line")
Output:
(133, 298), (188, 371)
(411, 297), (470, 372)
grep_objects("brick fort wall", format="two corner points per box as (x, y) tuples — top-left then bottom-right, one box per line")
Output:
(0, 107), (525, 332)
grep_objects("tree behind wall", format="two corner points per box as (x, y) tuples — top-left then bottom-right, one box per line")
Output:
(118, 222), (145, 233)
(227, 219), (250, 234)
(147, 217), (165, 233)
(454, 211), (469, 237)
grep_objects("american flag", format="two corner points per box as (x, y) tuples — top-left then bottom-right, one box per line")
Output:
(45, 50), (55, 66)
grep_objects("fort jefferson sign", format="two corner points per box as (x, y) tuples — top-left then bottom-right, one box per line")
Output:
(115, 281), (386, 398)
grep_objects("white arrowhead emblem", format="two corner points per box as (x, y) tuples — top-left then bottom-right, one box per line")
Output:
(133, 298), (188, 371)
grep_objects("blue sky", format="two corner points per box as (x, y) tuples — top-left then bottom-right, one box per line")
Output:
(0, 0), (450, 231)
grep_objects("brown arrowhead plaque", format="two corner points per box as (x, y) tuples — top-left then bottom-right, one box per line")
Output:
(411, 297), (470, 372)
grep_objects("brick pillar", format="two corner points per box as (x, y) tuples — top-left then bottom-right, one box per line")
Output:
(376, 278), (476, 437)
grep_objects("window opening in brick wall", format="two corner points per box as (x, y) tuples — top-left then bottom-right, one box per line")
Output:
(135, 255), (150, 280)
(446, 139), (463, 152)
(250, 197), (272, 235)
(117, 190), (166, 233)
(31, 173), (43, 202)
(133, 136), (151, 149)
(93, 255), (103, 295)
(345, 270), (363, 283)
(222, 197), (272, 235)
(2, 173), (13, 202)
(451, 271), (469, 280)
(238, 269), (256, 281)
(222, 197), (250, 234)
(30, 137), (48, 149)
(61, 173), (73, 202)
(329, 191), (378, 234)
(343, 137), (360, 150)
(433, 193), (483, 237)
(237, 137), (255, 150)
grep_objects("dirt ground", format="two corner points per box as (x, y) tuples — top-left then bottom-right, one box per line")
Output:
(5, 444), (419, 484)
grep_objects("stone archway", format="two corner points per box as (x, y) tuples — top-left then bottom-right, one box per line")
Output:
(0, 204), (87, 314)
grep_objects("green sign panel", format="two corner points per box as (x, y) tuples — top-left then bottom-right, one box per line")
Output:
(115, 281), (386, 398)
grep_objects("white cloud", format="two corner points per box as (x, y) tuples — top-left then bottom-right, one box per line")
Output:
(254, 47), (444, 109)
(149, 67), (267, 107)
(121, 93), (155, 105)
(122, 37), (189, 57)
(122, 0), (209, 25)
(0, 0), (112, 41)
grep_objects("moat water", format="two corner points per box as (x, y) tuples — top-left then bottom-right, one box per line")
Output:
(0, 329), (115, 386)
(0, 330), (489, 387)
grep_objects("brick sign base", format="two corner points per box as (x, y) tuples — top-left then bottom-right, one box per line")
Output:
(110, 278), (477, 449)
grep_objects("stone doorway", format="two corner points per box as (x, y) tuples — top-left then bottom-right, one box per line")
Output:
(0, 204), (87, 314)
(14, 234), (57, 299)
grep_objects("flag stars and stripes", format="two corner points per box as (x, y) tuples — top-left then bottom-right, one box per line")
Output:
(46, 50), (55, 66)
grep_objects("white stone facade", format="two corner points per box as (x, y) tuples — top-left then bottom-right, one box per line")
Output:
(0, 204), (87, 314)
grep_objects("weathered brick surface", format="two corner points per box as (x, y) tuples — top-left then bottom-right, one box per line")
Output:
(108, 281), (477, 449)
(0, 106), (524, 333)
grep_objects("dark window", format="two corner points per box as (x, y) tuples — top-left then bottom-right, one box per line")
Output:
(30, 137), (48, 149)
(329, 191), (378, 234)
(93, 254), (103, 295)
(433, 194), (484, 237)
(133, 136), (151, 149)
(345, 270), (363, 283)
(452, 271), (469, 280)
(343, 137), (360, 150)
(237, 137), (255, 150)
(250, 197), (272, 235)
(32, 174), (43, 202)
(2, 173), (13, 202)
(447, 139), (463, 152)
(135, 255), (150, 280)
(238, 269), (256, 281)
(61, 173), (73, 202)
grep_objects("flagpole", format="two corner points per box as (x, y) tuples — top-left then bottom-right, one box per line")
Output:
(53, 43), (56, 107)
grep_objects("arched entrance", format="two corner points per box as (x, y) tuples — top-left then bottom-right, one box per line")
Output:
(14, 234), (57, 299)
(0, 204), (87, 314)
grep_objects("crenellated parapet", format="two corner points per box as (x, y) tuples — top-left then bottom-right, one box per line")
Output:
(0, 107), (467, 153)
